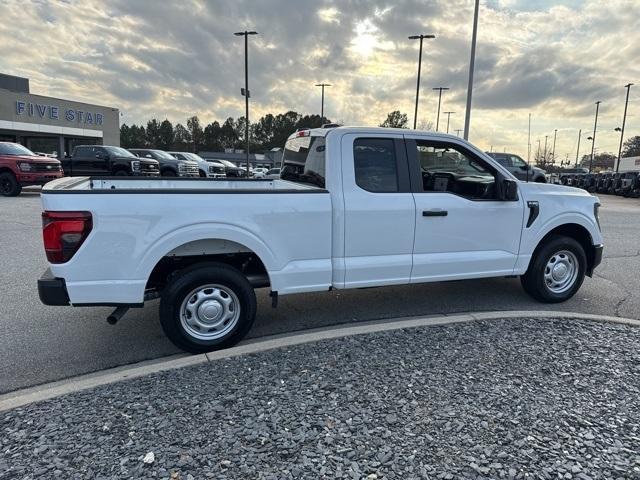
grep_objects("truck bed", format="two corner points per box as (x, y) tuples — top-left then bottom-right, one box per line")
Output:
(42, 176), (325, 193)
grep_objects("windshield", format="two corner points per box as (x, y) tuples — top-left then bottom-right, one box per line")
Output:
(281, 135), (326, 188)
(151, 150), (177, 160)
(176, 152), (204, 162)
(218, 160), (238, 167)
(0, 143), (36, 156)
(104, 146), (136, 158)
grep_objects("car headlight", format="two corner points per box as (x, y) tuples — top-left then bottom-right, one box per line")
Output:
(208, 165), (215, 173)
(18, 162), (32, 172)
(178, 162), (188, 170)
(130, 160), (141, 171)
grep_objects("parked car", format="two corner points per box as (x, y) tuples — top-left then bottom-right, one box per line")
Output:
(610, 172), (623, 195)
(216, 159), (247, 177)
(37, 126), (603, 353)
(251, 167), (269, 179)
(62, 145), (159, 177)
(265, 167), (281, 179)
(486, 152), (546, 182)
(0, 142), (63, 196)
(599, 172), (614, 193)
(129, 149), (199, 177)
(168, 152), (226, 178)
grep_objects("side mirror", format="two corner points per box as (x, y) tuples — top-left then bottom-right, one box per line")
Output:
(501, 179), (519, 201)
(520, 164), (531, 170)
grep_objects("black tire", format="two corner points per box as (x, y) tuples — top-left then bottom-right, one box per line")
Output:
(0, 172), (22, 197)
(534, 176), (547, 183)
(199, 170), (207, 177)
(113, 169), (129, 176)
(159, 262), (257, 353)
(521, 235), (586, 303)
(162, 169), (177, 177)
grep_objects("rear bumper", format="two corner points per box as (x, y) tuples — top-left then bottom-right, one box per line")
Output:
(38, 268), (69, 306)
(587, 244), (603, 277)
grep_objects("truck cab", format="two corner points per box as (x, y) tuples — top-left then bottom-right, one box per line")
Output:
(64, 145), (160, 176)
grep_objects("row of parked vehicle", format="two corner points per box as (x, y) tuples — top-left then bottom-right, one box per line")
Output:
(0, 141), (282, 196)
(558, 170), (640, 197)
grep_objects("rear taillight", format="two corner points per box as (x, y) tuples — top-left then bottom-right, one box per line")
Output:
(42, 211), (92, 263)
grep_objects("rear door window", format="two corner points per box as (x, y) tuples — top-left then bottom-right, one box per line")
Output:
(353, 138), (399, 193)
(281, 135), (326, 188)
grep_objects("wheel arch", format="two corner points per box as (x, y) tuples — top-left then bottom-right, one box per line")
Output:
(140, 225), (277, 293)
(529, 222), (596, 275)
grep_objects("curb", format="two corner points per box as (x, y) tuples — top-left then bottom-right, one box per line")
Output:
(1, 310), (638, 412)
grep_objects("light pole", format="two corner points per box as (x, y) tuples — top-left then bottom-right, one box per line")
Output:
(590, 101), (601, 173)
(544, 135), (548, 166)
(616, 83), (633, 172)
(575, 129), (581, 168)
(234, 30), (258, 177)
(409, 34), (436, 130)
(527, 113), (531, 163)
(315, 83), (331, 123)
(443, 111), (455, 133)
(455, 128), (463, 137)
(463, 0), (480, 140)
(433, 87), (449, 132)
(551, 129), (557, 164)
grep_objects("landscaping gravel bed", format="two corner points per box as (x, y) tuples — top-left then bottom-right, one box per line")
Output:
(2, 317), (640, 479)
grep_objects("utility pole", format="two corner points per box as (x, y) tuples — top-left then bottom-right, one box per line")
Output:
(409, 34), (436, 130)
(527, 113), (531, 163)
(455, 129), (463, 137)
(590, 101), (601, 173)
(551, 129), (557, 164)
(575, 129), (581, 168)
(616, 83), (633, 172)
(315, 83), (331, 123)
(433, 87), (449, 131)
(443, 111), (455, 133)
(544, 135), (548, 166)
(463, 0), (480, 140)
(234, 30), (258, 176)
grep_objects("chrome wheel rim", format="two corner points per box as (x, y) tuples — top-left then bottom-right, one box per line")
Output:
(544, 250), (579, 294)
(179, 284), (240, 340)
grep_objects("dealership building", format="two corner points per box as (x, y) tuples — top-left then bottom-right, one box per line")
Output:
(0, 73), (119, 158)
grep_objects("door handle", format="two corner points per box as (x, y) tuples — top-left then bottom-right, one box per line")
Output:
(422, 210), (448, 217)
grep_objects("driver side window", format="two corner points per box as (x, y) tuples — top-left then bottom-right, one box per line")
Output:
(415, 141), (499, 200)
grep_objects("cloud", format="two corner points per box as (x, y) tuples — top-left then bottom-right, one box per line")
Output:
(0, 0), (638, 157)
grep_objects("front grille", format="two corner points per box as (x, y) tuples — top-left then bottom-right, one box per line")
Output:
(31, 163), (61, 172)
(209, 166), (225, 174)
(141, 163), (158, 172)
(179, 164), (199, 176)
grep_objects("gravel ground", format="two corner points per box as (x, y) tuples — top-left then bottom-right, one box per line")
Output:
(2, 317), (640, 479)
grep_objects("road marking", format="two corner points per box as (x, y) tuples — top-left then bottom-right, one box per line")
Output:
(1, 310), (638, 412)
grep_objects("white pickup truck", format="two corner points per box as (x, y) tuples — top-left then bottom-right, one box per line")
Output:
(38, 126), (603, 353)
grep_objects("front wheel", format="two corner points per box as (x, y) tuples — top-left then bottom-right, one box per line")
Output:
(521, 235), (586, 303)
(0, 172), (22, 196)
(159, 262), (257, 353)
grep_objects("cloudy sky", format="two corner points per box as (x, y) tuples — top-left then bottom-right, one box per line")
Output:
(2, 0), (639, 158)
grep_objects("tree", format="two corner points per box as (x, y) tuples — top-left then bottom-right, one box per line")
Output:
(220, 117), (238, 150)
(622, 136), (640, 157)
(158, 119), (174, 150)
(380, 111), (408, 128)
(579, 152), (615, 170)
(146, 119), (161, 148)
(120, 124), (132, 148)
(173, 123), (191, 150)
(203, 121), (223, 151)
(186, 116), (204, 152)
(129, 124), (147, 148)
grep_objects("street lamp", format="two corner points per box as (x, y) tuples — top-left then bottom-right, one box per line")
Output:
(616, 83), (633, 172)
(315, 83), (331, 123)
(551, 129), (557, 164)
(589, 101), (601, 173)
(443, 111), (455, 134)
(463, 0), (480, 140)
(432, 87), (449, 132)
(408, 34), (436, 129)
(234, 30), (258, 177)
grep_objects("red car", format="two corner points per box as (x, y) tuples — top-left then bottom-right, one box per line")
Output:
(0, 142), (63, 196)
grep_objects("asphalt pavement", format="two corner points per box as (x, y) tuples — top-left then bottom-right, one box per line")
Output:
(1, 189), (639, 393)
(2, 317), (640, 479)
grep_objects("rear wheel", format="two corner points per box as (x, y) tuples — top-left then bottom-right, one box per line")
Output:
(521, 235), (586, 303)
(0, 172), (21, 197)
(159, 262), (257, 353)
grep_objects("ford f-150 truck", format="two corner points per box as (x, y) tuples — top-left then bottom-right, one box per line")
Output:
(0, 142), (63, 196)
(37, 127), (603, 353)
(63, 145), (160, 176)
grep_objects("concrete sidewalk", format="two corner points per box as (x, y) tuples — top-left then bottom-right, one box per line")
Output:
(2, 316), (640, 479)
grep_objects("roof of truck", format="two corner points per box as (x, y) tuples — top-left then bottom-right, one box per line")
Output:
(292, 126), (466, 141)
